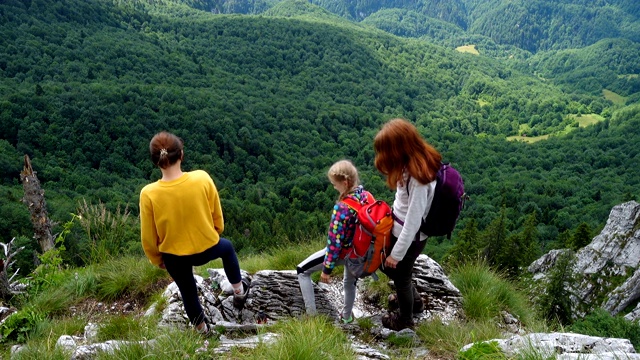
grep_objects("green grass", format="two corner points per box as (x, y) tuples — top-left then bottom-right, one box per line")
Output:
(95, 315), (158, 342)
(31, 316), (87, 340)
(506, 134), (550, 143)
(416, 318), (502, 358)
(507, 113), (606, 143)
(2, 240), (548, 359)
(93, 256), (167, 301)
(359, 271), (392, 308)
(603, 89), (626, 105)
(412, 260), (546, 359)
(456, 44), (480, 55)
(570, 113), (605, 127)
(568, 308), (640, 349)
(29, 285), (79, 316)
(10, 343), (71, 360)
(248, 316), (355, 360)
(458, 340), (505, 360)
(447, 260), (538, 327)
(25, 256), (168, 316)
(93, 327), (219, 360)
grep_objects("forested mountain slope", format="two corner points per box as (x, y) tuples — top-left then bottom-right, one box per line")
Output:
(520, 39), (640, 97)
(208, 0), (640, 52)
(0, 0), (638, 273)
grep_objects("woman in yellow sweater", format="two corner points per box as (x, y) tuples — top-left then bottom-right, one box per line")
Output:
(140, 131), (248, 336)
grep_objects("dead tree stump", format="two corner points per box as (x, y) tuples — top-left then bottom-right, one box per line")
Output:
(19, 155), (54, 253)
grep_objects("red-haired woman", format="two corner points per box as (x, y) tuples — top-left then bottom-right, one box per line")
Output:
(373, 118), (442, 330)
(140, 131), (248, 336)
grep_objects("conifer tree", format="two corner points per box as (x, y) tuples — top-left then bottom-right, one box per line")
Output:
(480, 207), (509, 269)
(444, 219), (480, 266)
(569, 223), (592, 250)
(499, 212), (541, 277)
(499, 232), (522, 276)
(556, 229), (572, 250)
(519, 212), (540, 268)
(538, 250), (575, 325)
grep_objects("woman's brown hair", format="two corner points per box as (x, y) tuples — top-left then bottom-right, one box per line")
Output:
(149, 131), (184, 169)
(374, 118), (442, 189)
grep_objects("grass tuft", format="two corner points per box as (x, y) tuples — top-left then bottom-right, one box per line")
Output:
(448, 260), (535, 326)
(251, 316), (355, 360)
(96, 315), (159, 342)
(416, 318), (502, 358)
(94, 256), (168, 301)
(93, 328), (216, 360)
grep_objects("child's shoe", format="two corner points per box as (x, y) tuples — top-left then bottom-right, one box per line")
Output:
(341, 314), (354, 324)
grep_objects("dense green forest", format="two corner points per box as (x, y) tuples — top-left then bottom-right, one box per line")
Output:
(521, 39), (640, 97)
(0, 0), (639, 277)
(210, 0), (640, 52)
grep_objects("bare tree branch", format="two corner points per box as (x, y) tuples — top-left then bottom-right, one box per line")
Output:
(0, 238), (26, 300)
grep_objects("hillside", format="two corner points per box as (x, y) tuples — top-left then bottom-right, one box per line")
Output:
(207, 0), (640, 53)
(3, 0), (634, 262)
(199, 0), (640, 96)
(1, 0), (640, 358)
(521, 38), (640, 97)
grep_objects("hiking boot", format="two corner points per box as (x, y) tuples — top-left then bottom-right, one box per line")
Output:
(381, 312), (414, 331)
(233, 278), (250, 309)
(387, 288), (424, 313)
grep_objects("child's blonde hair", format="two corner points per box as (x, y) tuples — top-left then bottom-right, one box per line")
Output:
(327, 160), (360, 200)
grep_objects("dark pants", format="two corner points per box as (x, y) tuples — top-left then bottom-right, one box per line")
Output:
(381, 236), (427, 323)
(162, 238), (241, 326)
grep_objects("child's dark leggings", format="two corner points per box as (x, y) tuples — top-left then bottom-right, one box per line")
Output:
(162, 238), (241, 326)
(381, 236), (427, 323)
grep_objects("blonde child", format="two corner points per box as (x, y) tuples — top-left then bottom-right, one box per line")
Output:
(296, 160), (373, 323)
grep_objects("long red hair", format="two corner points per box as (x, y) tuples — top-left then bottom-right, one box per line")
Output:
(374, 118), (442, 189)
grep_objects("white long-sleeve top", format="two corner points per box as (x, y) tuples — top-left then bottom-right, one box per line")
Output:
(391, 172), (436, 261)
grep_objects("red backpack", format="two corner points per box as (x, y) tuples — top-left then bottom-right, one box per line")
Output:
(342, 193), (394, 278)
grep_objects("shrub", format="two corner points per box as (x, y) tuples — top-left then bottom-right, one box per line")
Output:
(76, 200), (139, 264)
(0, 307), (44, 343)
(568, 308), (640, 349)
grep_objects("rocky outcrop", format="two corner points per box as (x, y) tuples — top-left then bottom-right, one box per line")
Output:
(33, 254), (462, 359)
(528, 201), (640, 319)
(462, 332), (640, 359)
(154, 254), (464, 328)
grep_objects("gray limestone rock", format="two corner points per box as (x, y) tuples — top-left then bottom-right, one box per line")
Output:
(462, 332), (638, 359)
(528, 201), (640, 319)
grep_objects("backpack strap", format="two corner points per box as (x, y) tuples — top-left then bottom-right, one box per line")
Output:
(341, 197), (362, 212)
(341, 190), (375, 212)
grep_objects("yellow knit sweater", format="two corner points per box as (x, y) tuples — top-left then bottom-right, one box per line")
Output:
(139, 170), (224, 266)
